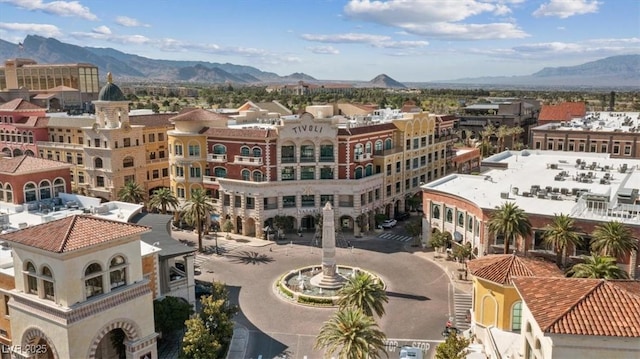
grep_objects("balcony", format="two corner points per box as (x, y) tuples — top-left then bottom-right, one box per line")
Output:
(234, 155), (263, 166)
(36, 141), (82, 150)
(203, 176), (219, 185)
(354, 153), (371, 162)
(207, 154), (227, 162)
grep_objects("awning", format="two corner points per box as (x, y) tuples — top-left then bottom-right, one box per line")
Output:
(32, 93), (57, 100)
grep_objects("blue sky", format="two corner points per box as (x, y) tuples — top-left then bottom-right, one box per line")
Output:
(0, 0), (638, 82)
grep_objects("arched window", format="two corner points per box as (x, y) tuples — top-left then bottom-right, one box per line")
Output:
(446, 208), (453, 223)
(365, 164), (373, 176)
(94, 157), (103, 168)
(42, 266), (55, 300)
(213, 144), (226, 154)
(4, 184), (12, 203)
(188, 143), (200, 157)
(0, 182), (4, 202)
(84, 263), (104, 298)
(365, 142), (372, 154)
(354, 144), (364, 160)
(526, 322), (532, 334)
(300, 143), (314, 162)
(25, 261), (38, 295)
(21, 131), (27, 143)
(0, 130), (4, 141)
(458, 213), (464, 227)
(214, 167), (227, 178)
(252, 170), (263, 182)
(281, 144), (295, 163)
(39, 180), (51, 200)
(354, 167), (363, 179)
(109, 256), (127, 290)
(176, 185), (185, 199)
(385, 138), (393, 150)
(173, 142), (183, 156)
(241, 169), (250, 181)
(511, 301), (523, 331)
(252, 147), (262, 157)
(240, 146), (250, 156)
(122, 157), (134, 168)
(24, 182), (37, 202)
(53, 178), (65, 196)
(27, 131), (34, 144)
(432, 205), (440, 219)
(374, 140), (383, 153)
(468, 216), (474, 232)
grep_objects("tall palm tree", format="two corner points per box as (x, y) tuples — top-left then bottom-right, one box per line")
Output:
(496, 125), (510, 152)
(542, 213), (582, 268)
(181, 188), (215, 253)
(337, 272), (388, 318)
(480, 124), (496, 158)
(117, 181), (145, 204)
(314, 307), (387, 359)
(591, 221), (638, 259)
(487, 202), (532, 254)
(567, 254), (629, 279)
(148, 187), (179, 214)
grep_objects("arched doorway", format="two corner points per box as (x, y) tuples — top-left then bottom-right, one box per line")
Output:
(384, 203), (392, 218)
(95, 328), (126, 359)
(24, 149), (35, 156)
(12, 148), (22, 157)
(235, 216), (243, 234)
(245, 217), (256, 237)
(20, 328), (57, 359)
(339, 215), (354, 233)
(1, 148), (9, 157)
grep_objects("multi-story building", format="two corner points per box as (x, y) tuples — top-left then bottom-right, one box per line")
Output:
(422, 150), (640, 277)
(530, 111), (640, 158)
(163, 104), (452, 239)
(457, 99), (540, 146)
(536, 102), (586, 124)
(0, 58), (100, 110)
(0, 98), (49, 157)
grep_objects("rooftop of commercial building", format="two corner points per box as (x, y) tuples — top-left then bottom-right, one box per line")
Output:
(423, 150), (640, 224)
(533, 111), (640, 133)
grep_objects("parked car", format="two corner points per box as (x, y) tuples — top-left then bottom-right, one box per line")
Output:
(395, 212), (411, 221)
(195, 282), (213, 298)
(399, 346), (424, 359)
(381, 219), (397, 228)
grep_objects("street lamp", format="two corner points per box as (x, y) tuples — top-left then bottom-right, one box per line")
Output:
(213, 231), (219, 255)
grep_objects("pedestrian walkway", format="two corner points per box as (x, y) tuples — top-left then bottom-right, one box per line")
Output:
(379, 232), (412, 242)
(453, 292), (472, 330)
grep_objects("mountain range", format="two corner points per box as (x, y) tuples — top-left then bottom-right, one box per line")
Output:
(0, 35), (638, 89)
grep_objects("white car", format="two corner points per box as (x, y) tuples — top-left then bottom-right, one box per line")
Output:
(381, 219), (397, 229)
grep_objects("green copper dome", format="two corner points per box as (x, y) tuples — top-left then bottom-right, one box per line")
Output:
(97, 72), (126, 101)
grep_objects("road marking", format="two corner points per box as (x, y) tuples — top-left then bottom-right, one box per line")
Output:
(379, 232), (412, 242)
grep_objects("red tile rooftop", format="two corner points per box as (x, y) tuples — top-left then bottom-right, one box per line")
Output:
(538, 102), (586, 123)
(513, 277), (640, 337)
(0, 155), (72, 174)
(0, 215), (150, 253)
(467, 254), (563, 285)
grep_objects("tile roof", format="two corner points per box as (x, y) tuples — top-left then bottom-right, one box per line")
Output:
(0, 98), (45, 112)
(130, 113), (174, 127)
(338, 122), (397, 135)
(170, 108), (230, 122)
(204, 127), (273, 138)
(0, 215), (150, 253)
(513, 277), (640, 337)
(0, 155), (72, 174)
(46, 116), (94, 128)
(538, 102), (586, 123)
(467, 254), (563, 285)
(19, 116), (48, 128)
(254, 101), (293, 116)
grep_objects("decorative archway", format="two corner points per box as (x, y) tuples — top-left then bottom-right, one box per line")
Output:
(21, 327), (58, 359)
(88, 319), (141, 359)
(12, 148), (22, 156)
(245, 217), (256, 237)
(339, 215), (354, 233)
(235, 216), (243, 234)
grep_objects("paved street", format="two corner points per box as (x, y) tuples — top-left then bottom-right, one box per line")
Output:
(183, 222), (461, 359)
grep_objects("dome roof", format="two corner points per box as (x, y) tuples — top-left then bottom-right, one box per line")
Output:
(97, 72), (126, 102)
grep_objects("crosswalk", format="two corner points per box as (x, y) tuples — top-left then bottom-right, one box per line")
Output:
(453, 292), (472, 331)
(379, 232), (413, 242)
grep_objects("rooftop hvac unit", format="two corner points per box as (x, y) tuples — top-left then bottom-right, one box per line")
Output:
(500, 192), (509, 199)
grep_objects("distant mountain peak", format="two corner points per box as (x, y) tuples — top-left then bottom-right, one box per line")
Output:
(369, 74), (406, 89)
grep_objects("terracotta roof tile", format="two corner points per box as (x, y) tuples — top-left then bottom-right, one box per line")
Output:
(538, 102), (586, 123)
(204, 127), (273, 138)
(0, 155), (72, 174)
(170, 108), (229, 122)
(0, 215), (150, 253)
(467, 254), (563, 285)
(130, 113), (174, 127)
(0, 98), (45, 112)
(513, 277), (640, 337)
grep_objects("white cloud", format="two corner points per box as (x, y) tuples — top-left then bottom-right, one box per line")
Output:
(0, 22), (62, 37)
(301, 32), (428, 48)
(343, 0), (528, 40)
(469, 37), (640, 59)
(71, 31), (151, 45)
(307, 46), (340, 55)
(115, 16), (150, 28)
(533, 0), (600, 18)
(92, 25), (111, 35)
(0, 0), (97, 20)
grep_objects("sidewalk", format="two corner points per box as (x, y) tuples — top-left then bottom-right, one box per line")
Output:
(169, 228), (275, 248)
(408, 246), (473, 294)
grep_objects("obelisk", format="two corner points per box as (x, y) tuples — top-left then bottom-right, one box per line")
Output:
(311, 202), (345, 288)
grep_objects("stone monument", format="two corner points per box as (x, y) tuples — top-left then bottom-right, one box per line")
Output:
(310, 202), (345, 289)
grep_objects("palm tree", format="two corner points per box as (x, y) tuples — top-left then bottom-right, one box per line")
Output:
(148, 187), (179, 214)
(496, 125), (510, 152)
(181, 188), (215, 252)
(487, 202), (532, 254)
(567, 254), (629, 279)
(591, 221), (638, 259)
(542, 214), (582, 268)
(314, 307), (387, 359)
(337, 272), (388, 318)
(480, 124), (496, 157)
(117, 181), (145, 204)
